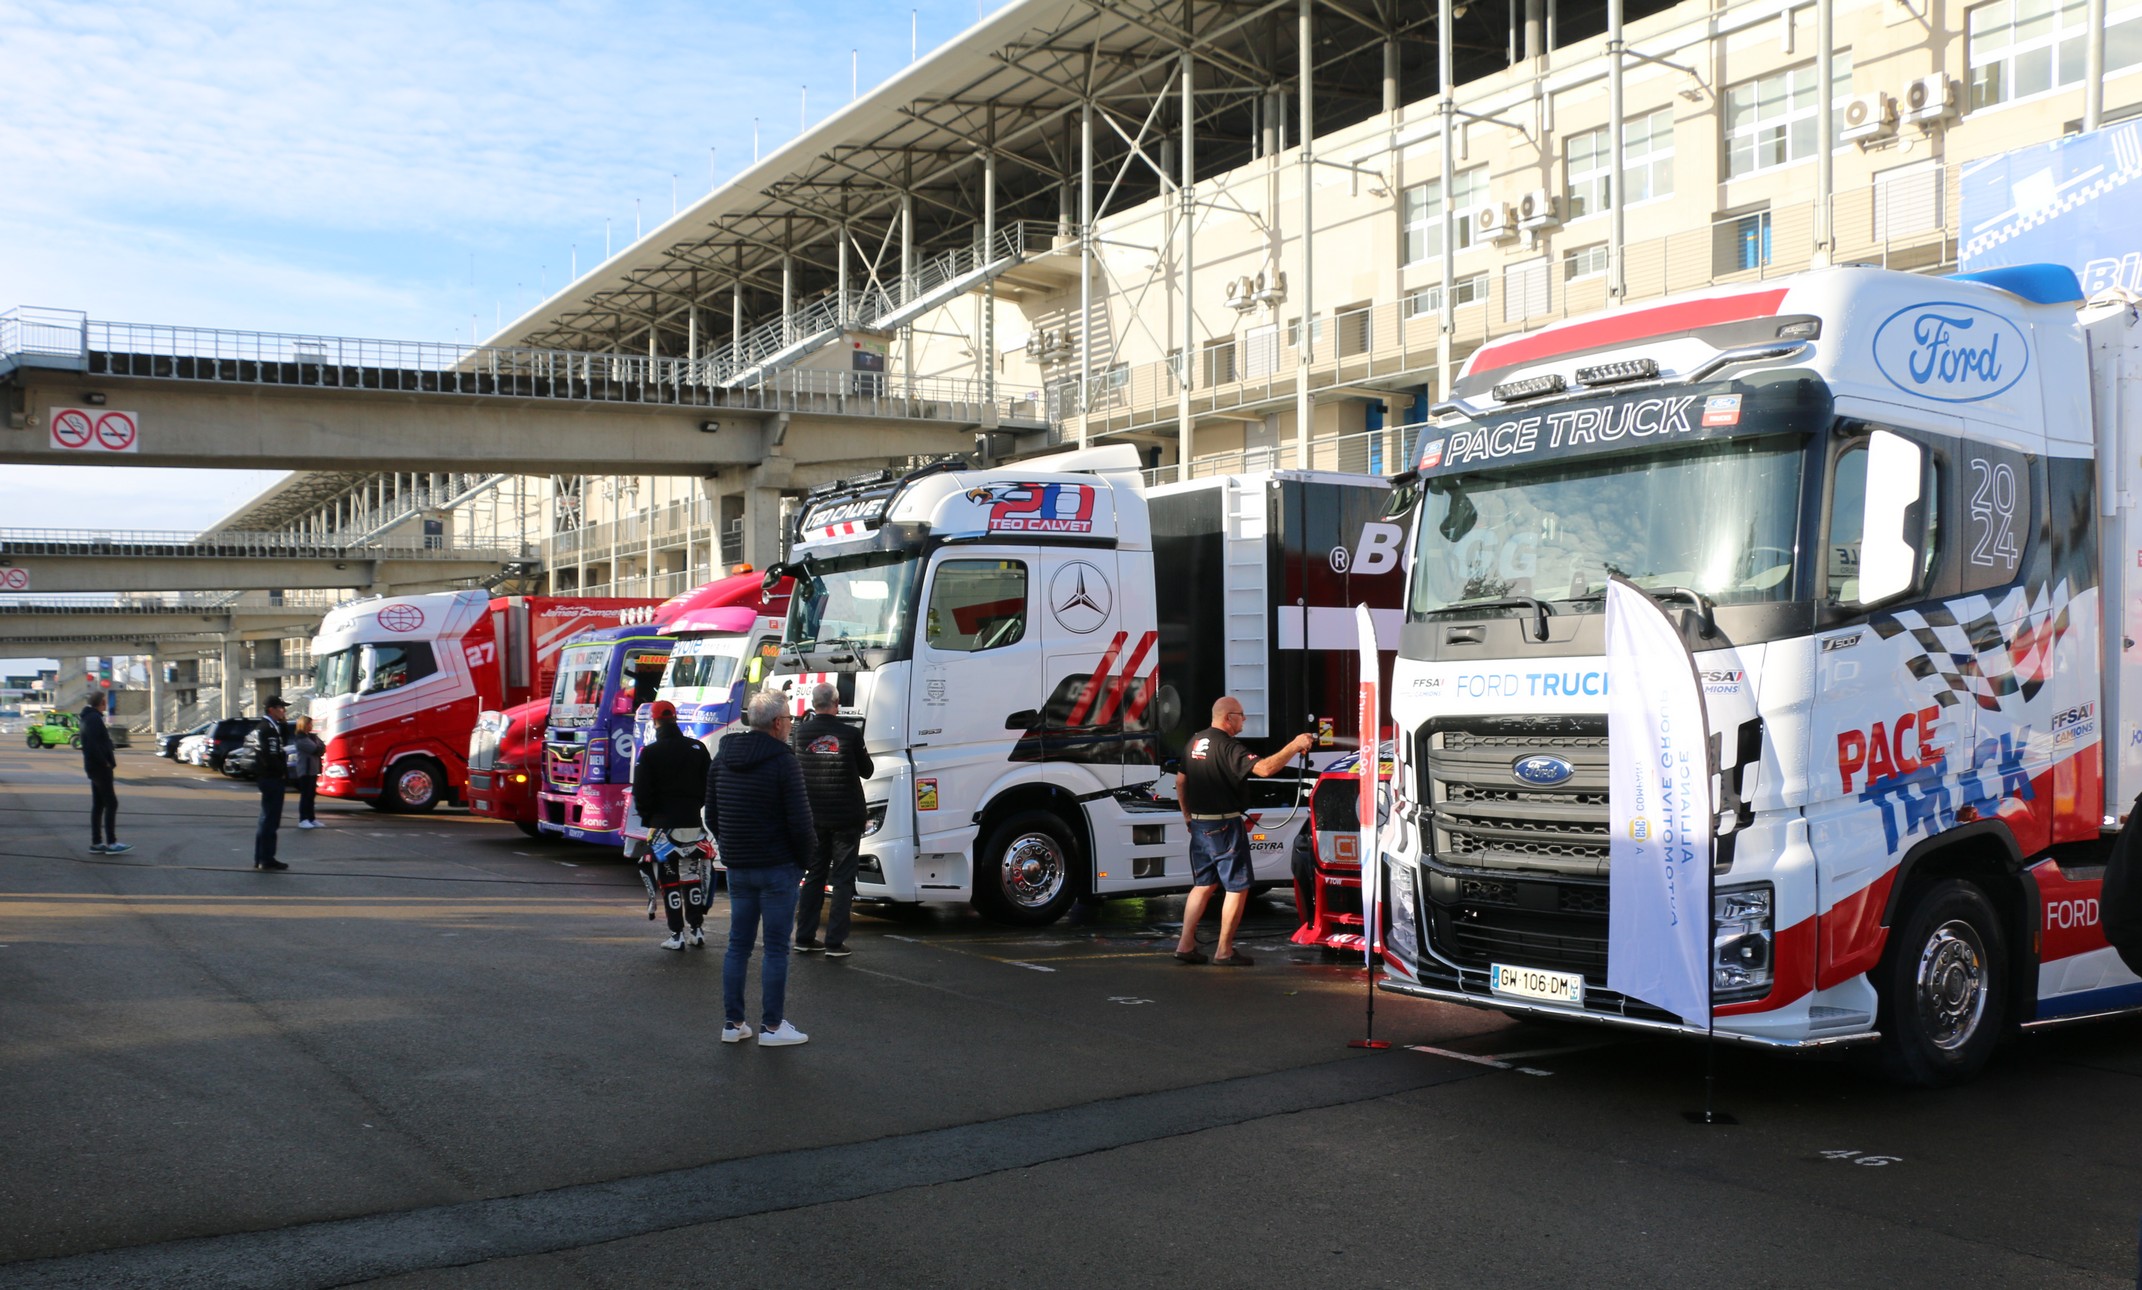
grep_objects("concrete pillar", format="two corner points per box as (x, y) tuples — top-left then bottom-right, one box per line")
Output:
(1609, 0), (1627, 294)
(1439, 0), (1458, 401)
(1294, 0), (1314, 468)
(2088, 0), (2108, 130)
(1079, 97), (1094, 442)
(981, 143), (998, 406)
(1813, 0), (1833, 263)
(220, 637), (244, 718)
(1178, 49), (1196, 475)
(147, 649), (162, 733)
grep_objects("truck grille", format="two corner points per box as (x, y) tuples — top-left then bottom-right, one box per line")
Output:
(1417, 715), (1633, 999)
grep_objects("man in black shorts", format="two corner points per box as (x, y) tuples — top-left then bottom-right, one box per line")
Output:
(1174, 695), (1314, 966)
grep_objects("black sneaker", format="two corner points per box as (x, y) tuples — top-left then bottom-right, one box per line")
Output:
(824, 944), (852, 959)
(794, 939), (823, 953)
(255, 859), (289, 871)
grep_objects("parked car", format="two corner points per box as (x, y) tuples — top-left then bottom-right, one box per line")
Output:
(176, 733), (212, 765)
(158, 720), (213, 759)
(202, 718), (254, 772)
(222, 725), (284, 780)
(25, 712), (81, 750)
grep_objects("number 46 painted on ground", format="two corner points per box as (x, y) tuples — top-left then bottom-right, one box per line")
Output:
(1822, 1149), (1902, 1166)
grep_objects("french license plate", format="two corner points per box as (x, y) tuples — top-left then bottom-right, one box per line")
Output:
(1491, 962), (1585, 1007)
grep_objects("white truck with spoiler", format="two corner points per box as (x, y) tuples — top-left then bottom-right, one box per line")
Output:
(763, 446), (1403, 925)
(1377, 262), (2142, 1083)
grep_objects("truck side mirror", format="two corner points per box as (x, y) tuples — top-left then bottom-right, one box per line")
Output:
(1004, 709), (1041, 730)
(1857, 430), (1929, 606)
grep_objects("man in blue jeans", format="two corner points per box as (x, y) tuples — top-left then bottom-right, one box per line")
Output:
(1172, 696), (1313, 967)
(707, 689), (816, 1046)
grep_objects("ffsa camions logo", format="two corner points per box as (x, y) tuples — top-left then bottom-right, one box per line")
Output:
(967, 482), (1098, 533)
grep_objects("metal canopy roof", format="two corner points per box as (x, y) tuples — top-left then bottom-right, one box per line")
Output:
(493, 0), (1663, 360)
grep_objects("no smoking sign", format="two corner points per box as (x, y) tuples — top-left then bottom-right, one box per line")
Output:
(0, 568), (28, 592)
(49, 407), (138, 453)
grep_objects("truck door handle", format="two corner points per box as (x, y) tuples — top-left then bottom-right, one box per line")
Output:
(1445, 626), (1484, 645)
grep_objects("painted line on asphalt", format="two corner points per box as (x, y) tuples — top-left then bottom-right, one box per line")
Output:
(1405, 1044), (1553, 1076)
(2, 1055), (1485, 1289)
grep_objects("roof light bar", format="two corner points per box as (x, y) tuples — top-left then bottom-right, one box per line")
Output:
(1574, 358), (1660, 386)
(1492, 373), (1567, 402)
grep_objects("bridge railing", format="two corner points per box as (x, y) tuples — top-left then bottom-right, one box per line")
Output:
(0, 307), (88, 359)
(0, 527), (520, 559)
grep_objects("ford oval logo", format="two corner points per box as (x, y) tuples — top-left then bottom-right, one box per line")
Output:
(1512, 754), (1575, 787)
(1869, 301), (2030, 404)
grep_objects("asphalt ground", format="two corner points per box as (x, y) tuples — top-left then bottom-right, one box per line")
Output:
(2, 741), (2140, 1289)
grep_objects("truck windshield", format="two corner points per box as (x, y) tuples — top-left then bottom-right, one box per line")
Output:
(549, 644), (609, 728)
(663, 638), (742, 698)
(315, 647), (359, 697)
(786, 551), (923, 660)
(1409, 433), (1803, 617)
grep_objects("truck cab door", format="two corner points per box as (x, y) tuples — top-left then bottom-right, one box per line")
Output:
(909, 555), (1041, 852)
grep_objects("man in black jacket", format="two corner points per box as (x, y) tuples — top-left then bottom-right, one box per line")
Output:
(80, 692), (129, 855)
(253, 697), (292, 871)
(632, 700), (714, 950)
(707, 690), (816, 1046)
(790, 682), (874, 957)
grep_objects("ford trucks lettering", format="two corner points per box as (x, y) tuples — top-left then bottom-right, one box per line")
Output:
(1381, 262), (2142, 1085)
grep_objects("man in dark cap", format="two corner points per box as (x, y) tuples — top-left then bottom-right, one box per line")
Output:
(253, 697), (293, 871)
(79, 691), (129, 855)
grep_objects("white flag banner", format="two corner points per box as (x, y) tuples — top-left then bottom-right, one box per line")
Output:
(1356, 602), (1381, 967)
(1604, 577), (1715, 1027)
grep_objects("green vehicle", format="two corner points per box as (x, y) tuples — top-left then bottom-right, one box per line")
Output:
(25, 711), (82, 750)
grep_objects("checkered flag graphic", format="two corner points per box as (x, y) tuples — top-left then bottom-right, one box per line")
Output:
(1868, 581), (2071, 713)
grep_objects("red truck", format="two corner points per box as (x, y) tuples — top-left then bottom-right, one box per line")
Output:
(309, 591), (653, 812)
(467, 698), (550, 835)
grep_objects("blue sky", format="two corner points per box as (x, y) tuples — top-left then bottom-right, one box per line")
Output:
(0, 0), (996, 672)
(1, 0), (995, 530)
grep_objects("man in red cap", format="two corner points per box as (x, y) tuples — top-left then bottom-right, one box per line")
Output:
(631, 699), (714, 949)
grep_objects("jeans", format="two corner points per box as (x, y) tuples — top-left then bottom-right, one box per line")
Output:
(296, 774), (318, 823)
(795, 827), (861, 948)
(723, 863), (802, 1028)
(255, 780), (286, 866)
(87, 768), (118, 846)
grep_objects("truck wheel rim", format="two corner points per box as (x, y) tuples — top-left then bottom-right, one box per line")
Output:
(1000, 832), (1065, 909)
(398, 768), (435, 804)
(1915, 920), (1987, 1051)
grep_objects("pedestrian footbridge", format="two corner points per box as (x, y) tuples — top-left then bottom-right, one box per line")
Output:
(0, 306), (1046, 474)
(0, 527), (527, 594)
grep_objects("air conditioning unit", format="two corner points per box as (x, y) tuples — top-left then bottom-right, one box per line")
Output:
(1841, 91), (1899, 144)
(1224, 276), (1258, 311)
(1024, 328), (1071, 361)
(1518, 188), (1561, 230)
(1253, 268), (1288, 305)
(1473, 202), (1520, 243)
(1901, 73), (1958, 124)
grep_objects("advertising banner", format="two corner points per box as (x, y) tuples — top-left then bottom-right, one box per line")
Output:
(1356, 602), (1380, 966)
(1604, 577), (1714, 1026)
(1960, 122), (2142, 294)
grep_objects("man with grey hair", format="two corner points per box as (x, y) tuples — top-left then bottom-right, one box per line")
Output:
(790, 681), (874, 957)
(706, 687), (817, 1046)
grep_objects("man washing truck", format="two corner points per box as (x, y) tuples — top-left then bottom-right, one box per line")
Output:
(1375, 262), (2142, 1084)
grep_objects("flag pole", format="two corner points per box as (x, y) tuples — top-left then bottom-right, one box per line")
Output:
(1349, 601), (1390, 1051)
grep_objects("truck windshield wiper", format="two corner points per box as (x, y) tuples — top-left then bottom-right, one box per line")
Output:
(824, 635), (875, 670)
(1426, 594), (1551, 641)
(1561, 584), (1717, 638)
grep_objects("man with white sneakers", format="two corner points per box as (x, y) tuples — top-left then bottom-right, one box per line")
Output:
(707, 690), (815, 1047)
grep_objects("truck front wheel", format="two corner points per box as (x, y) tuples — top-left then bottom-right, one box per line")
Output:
(974, 810), (1080, 926)
(1871, 878), (2007, 1086)
(384, 757), (445, 814)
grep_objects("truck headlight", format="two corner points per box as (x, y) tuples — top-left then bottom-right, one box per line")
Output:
(324, 763), (351, 779)
(862, 801), (888, 837)
(1713, 883), (1774, 999)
